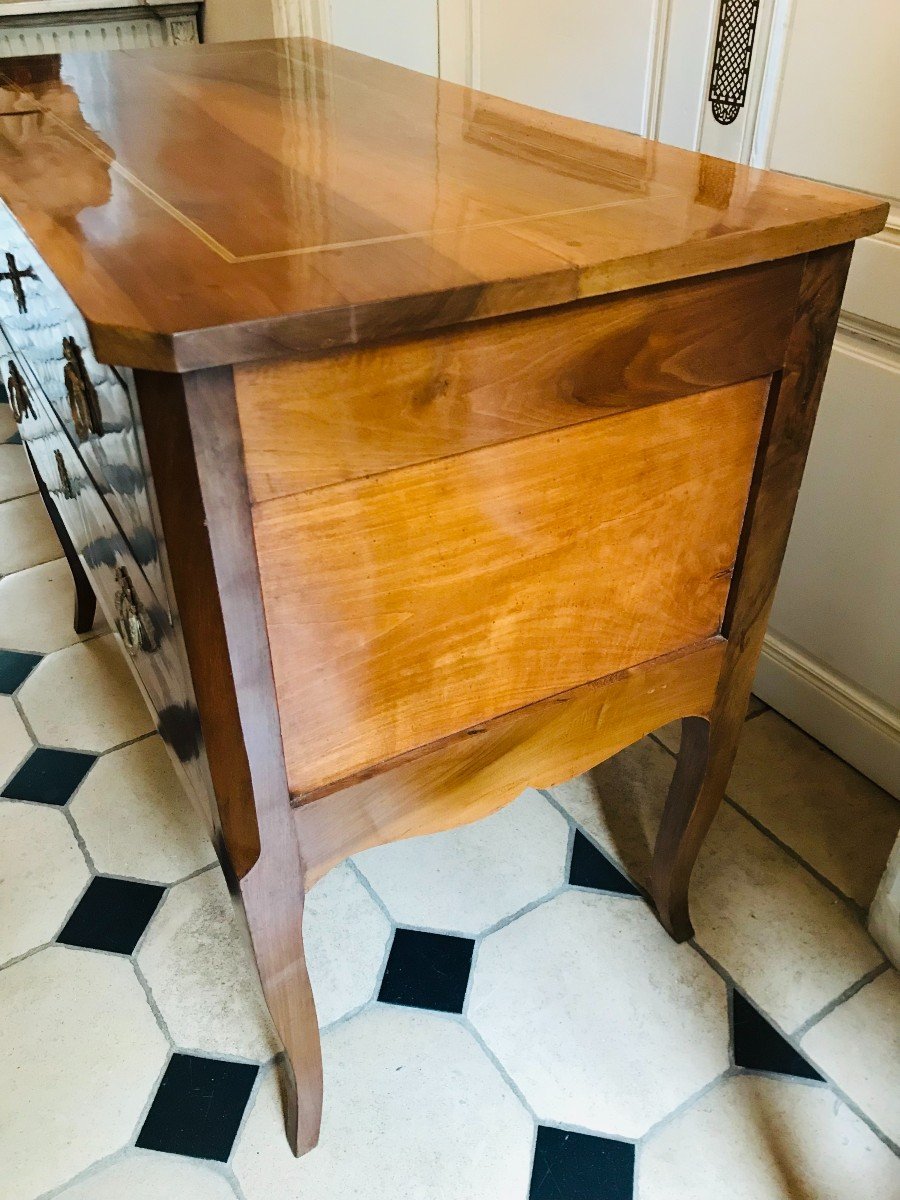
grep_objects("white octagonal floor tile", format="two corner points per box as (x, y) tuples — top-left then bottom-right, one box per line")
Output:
(137, 868), (280, 1062)
(354, 789), (569, 935)
(551, 738), (883, 1031)
(18, 633), (154, 752)
(0, 492), (60, 575)
(0, 800), (90, 966)
(233, 1006), (534, 1200)
(70, 736), (216, 885)
(468, 889), (729, 1137)
(0, 945), (168, 1200)
(0, 558), (101, 654)
(639, 1074), (900, 1200)
(305, 862), (392, 1027)
(54, 1149), (238, 1200)
(0, 694), (31, 784)
(0, 441), (36, 502)
(801, 969), (900, 1145)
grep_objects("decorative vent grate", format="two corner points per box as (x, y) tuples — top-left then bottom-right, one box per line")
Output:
(708, 0), (761, 125)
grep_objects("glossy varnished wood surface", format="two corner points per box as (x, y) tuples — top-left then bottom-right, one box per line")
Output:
(253, 379), (768, 800)
(0, 42), (887, 371)
(236, 258), (802, 501)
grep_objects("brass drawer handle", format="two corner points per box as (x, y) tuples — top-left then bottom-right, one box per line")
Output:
(0, 251), (37, 313)
(7, 360), (35, 422)
(55, 449), (75, 499)
(114, 565), (159, 655)
(63, 336), (103, 439)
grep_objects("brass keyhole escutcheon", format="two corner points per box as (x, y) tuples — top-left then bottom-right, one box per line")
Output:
(7, 360), (35, 423)
(55, 449), (74, 499)
(114, 565), (159, 655)
(62, 337), (103, 440)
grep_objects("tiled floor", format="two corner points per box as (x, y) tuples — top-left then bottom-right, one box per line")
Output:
(1, 415), (899, 1200)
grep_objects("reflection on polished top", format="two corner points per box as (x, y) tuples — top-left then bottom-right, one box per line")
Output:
(0, 39), (888, 371)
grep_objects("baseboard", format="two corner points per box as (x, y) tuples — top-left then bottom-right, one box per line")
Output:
(753, 631), (900, 799)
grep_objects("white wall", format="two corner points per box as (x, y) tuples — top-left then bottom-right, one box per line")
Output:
(746, 0), (900, 801)
(329, 0), (437, 73)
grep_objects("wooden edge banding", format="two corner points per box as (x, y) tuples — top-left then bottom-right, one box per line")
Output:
(295, 637), (725, 888)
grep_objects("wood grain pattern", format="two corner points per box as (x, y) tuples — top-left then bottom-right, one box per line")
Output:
(650, 244), (855, 941)
(253, 380), (768, 800)
(0, 42), (887, 371)
(237, 258), (802, 501)
(295, 638), (724, 887)
(178, 367), (322, 1157)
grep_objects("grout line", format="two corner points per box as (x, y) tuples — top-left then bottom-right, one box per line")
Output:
(647, 724), (873, 917)
(792, 962), (891, 1040)
(723, 794), (868, 917)
(687, 940), (900, 1157)
(346, 857), (396, 929)
(636, 1064), (740, 1143)
(227, 1057), (268, 1169)
(0, 938), (51, 973)
(63, 803), (98, 874)
(126, 1046), (173, 1146)
(131, 955), (177, 1045)
(32, 1147), (130, 1200)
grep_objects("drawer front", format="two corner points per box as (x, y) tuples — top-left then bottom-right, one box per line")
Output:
(254, 378), (770, 799)
(0, 206), (169, 612)
(10, 356), (90, 558)
(12, 372), (196, 763)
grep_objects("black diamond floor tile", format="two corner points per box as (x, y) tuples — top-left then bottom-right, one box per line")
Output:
(2, 746), (96, 805)
(732, 990), (823, 1081)
(136, 1053), (258, 1162)
(0, 648), (42, 693)
(57, 875), (165, 955)
(530, 1125), (635, 1200)
(377, 927), (474, 1014)
(568, 831), (640, 896)
(5, 430), (21, 445)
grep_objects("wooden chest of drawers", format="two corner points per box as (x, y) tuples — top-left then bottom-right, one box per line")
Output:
(0, 40), (887, 1156)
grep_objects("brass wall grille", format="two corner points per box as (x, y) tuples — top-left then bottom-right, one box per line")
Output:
(708, 0), (761, 125)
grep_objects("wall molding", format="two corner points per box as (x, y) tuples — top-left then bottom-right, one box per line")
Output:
(755, 631), (900, 798)
(836, 314), (900, 359)
(643, 0), (673, 139)
(275, 0), (329, 40)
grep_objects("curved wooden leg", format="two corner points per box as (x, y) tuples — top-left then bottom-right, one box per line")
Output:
(26, 444), (96, 633)
(651, 713), (735, 942)
(237, 851), (323, 1156)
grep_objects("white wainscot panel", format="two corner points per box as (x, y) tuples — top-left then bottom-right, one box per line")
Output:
(767, 0), (900, 198)
(329, 0), (438, 75)
(657, 0), (718, 150)
(756, 339), (900, 795)
(843, 233), (900, 332)
(477, 0), (659, 135)
(767, 342), (900, 708)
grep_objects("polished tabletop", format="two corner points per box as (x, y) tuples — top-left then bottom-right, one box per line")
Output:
(0, 39), (887, 370)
